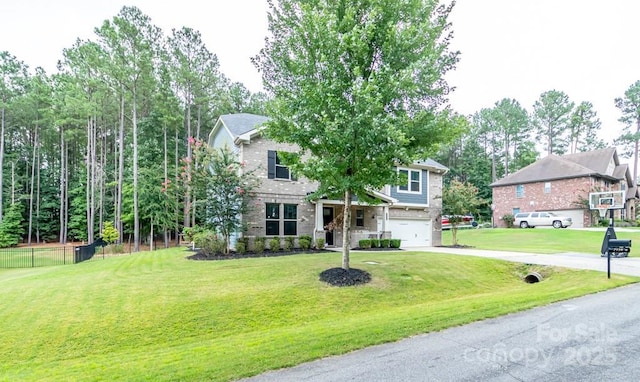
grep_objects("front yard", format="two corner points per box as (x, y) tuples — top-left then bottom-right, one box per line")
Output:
(0, 246), (637, 381)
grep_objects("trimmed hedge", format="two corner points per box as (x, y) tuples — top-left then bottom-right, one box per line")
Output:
(358, 239), (372, 249)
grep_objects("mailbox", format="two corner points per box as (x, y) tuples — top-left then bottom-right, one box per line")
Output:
(606, 238), (631, 258)
(608, 239), (631, 251)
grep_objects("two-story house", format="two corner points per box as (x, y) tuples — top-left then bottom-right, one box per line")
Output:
(208, 113), (449, 248)
(490, 147), (638, 228)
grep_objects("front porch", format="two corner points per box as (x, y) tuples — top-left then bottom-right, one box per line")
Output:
(313, 198), (392, 249)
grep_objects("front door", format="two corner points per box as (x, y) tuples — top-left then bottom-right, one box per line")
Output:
(323, 207), (334, 246)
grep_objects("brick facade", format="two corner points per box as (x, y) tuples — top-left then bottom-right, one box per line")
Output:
(492, 176), (627, 228)
(239, 136), (318, 240)
(210, 114), (446, 248)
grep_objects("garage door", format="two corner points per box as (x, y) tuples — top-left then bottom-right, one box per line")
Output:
(555, 209), (585, 228)
(387, 219), (432, 247)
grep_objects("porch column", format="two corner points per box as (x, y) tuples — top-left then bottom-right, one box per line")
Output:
(315, 201), (324, 242)
(383, 205), (389, 232)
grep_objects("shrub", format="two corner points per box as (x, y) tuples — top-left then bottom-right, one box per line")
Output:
(380, 238), (390, 248)
(269, 237), (281, 252)
(299, 235), (313, 243)
(316, 238), (325, 249)
(284, 236), (295, 251)
(236, 241), (247, 254)
(100, 221), (119, 244)
(502, 214), (515, 228)
(370, 239), (380, 248)
(254, 237), (266, 253)
(299, 238), (311, 250)
(359, 239), (372, 249)
(390, 239), (401, 248)
(193, 230), (224, 255)
(182, 225), (205, 243)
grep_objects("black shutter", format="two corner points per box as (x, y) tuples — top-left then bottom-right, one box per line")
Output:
(267, 150), (276, 179)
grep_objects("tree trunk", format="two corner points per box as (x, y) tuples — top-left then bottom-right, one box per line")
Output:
(116, 91), (125, 243)
(184, 102), (192, 228)
(174, 128), (180, 243)
(10, 161), (15, 205)
(133, 91), (140, 252)
(149, 220), (154, 251)
(342, 189), (352, 270)
(0, 107), (5, 221)
(99, 126), (106, 236)
(36, 137), (41, 243)
(59, 127), (66, 244)
(27, 125), (38, 245)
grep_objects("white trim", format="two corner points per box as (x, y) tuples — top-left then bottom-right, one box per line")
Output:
(397, 167), (421, 194)
(392, 202), (431, 209)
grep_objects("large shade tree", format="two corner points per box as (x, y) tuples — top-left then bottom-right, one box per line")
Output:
(254, 0), (462, 270)
(615, 80), (640, 184)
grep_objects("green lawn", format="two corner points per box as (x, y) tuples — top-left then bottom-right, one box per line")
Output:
(0, 248), (637, 381)
(443, 227), (640, 255)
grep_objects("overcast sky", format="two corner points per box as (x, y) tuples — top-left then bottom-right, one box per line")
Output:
(1, 0), (639, 152)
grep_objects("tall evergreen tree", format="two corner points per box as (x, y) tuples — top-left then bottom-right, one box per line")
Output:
(568, 101), (605, 153)
(614, 80), (640, 184)
(532, 90), (574, 155)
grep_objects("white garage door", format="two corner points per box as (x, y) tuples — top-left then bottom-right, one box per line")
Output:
(555, 209), (585, 228)
(387, 219), (432, 247)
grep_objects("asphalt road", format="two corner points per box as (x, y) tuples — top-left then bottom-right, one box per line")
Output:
(240, 249), (640, 382)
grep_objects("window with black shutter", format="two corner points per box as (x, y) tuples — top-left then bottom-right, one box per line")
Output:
(267, 150), (296, 180)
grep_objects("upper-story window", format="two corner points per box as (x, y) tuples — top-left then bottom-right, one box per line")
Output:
(544, 182), (551, 194)
(398, 168), (421, 194)
(268, 150), (296, 181)
(516, 184), (524, 198)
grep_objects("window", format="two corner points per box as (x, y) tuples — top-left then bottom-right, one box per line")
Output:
(515, 184), (524, 198)
(398, 168), (421, 193)
(268, 150), (296, 180)
(266, 203), (280, 235)
(265, 203), (297, 236)
(356, 209), (364, 227)
(283, 204), (297, 236)
(544, 182), (551, 194)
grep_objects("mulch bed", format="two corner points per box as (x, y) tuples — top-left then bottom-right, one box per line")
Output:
(319, 267), (372, 287)
(187, 248), (373, 287)
(186, 248), (329, 261)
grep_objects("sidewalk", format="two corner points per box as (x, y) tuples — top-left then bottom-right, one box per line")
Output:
(416, 246), (640, 277)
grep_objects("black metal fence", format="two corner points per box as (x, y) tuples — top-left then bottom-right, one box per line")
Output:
(0, 245), (104, 269)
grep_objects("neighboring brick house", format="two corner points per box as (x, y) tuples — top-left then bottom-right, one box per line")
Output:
(490, 147), (638, 228)
(207, 113), (449, 247)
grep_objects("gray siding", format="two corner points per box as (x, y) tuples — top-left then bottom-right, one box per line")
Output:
(390, 169), (429, 205)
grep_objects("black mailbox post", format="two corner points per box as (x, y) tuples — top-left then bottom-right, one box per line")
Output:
(600, 220), (632, 279)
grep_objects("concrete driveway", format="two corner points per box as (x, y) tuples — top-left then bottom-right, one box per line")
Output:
(416, 246), (640, 277)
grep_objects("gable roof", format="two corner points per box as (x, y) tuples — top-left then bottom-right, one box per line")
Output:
(560, 147), (617, 175)
(219, 113), (269, 138)
(490, 147), (625, 187)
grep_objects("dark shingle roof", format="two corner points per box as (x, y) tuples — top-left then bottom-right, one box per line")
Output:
(415, 158), (448, 173)
(219, 113), (269, 138)
(490, 147), (622, 187)
(561, 147), (617, 175)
